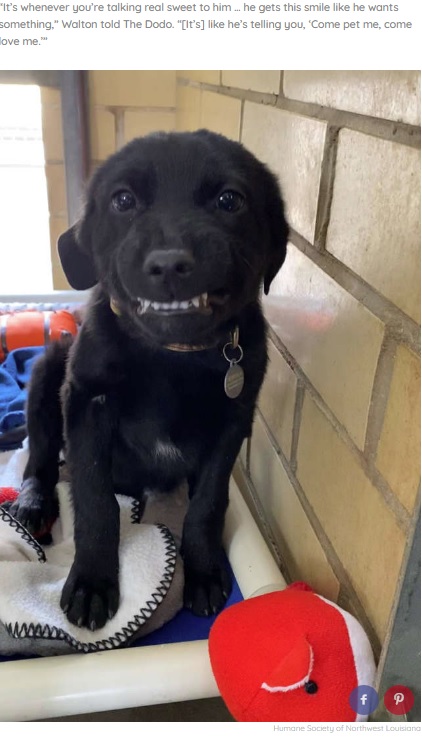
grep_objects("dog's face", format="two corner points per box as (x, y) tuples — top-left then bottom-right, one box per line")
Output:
(59, 130), (288, 345)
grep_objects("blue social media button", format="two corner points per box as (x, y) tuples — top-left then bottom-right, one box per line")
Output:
(349, 685), (379, 716)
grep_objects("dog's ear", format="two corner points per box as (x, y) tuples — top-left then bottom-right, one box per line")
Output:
(262, 171), (289, 296)
(57, 224), (97, 290)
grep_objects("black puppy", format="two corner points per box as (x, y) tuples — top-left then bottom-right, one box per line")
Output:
(9, 130), (288, 630)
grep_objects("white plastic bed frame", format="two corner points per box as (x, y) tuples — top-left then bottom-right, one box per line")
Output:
(0, 478), (286, 722)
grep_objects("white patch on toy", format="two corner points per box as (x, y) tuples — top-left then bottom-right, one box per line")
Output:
(261, 637), (314, 692)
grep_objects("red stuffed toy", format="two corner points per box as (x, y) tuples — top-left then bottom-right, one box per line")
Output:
(209, 583), (376, 722)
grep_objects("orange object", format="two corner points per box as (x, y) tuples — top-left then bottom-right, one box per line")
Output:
(0, 311), (77, 362)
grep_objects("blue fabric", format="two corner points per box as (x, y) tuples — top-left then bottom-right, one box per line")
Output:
(0, 347), (45, 450)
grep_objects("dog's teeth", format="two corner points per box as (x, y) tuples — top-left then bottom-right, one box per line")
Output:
(137, 298), (150, 315)
(139, 297), (204, 312)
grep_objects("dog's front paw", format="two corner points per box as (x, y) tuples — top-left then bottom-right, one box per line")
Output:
(5, 477), (58, 537)
(183, 561), (232, 617)
(60, 565), (119, 631)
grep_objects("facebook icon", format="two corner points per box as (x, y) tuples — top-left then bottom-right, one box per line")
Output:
(349, 685), (379, 716)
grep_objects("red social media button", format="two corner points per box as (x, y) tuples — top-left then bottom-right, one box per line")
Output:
(384, 685), (415, 715)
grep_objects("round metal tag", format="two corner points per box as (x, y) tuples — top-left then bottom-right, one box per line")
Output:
(224, 364), (244, 399)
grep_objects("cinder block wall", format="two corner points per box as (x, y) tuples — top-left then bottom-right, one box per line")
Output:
(176, 70), (421, 655)
(88, 70), (177, 168)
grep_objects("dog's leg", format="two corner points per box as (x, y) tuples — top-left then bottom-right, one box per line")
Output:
(60, 383), (120, 630)
(7, 340), (69, 534)
(182, 422), (248, 617)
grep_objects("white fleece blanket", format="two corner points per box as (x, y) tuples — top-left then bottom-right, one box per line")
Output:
(0, 446), (187, 656)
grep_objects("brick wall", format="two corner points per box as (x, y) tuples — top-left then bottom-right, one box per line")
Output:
(175, 70), (421, 656)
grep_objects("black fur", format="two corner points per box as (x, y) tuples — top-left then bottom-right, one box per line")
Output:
(9, 130), (288, 630)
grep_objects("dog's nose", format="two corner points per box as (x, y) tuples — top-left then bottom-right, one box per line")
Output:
(143, 249), (195, 281)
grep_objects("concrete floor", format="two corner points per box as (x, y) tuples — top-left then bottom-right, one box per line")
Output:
(37, 698), (234, 722)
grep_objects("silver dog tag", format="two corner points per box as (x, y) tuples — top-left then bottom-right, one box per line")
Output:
(224, 363), (244, 399)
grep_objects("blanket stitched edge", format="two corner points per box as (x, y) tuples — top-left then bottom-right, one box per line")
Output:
(0, 502), (178, 653)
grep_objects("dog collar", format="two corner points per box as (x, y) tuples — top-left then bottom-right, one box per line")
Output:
(164, 326), (239, 353)
(164, 342), (212, 352)
(166, 328), (244, 398)
(164, 325), (240, 354)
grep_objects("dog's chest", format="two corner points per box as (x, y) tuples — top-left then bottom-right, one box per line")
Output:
(112, 358), (227, 473)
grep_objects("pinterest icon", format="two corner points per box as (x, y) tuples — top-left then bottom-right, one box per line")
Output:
(384, 685), (415, 715)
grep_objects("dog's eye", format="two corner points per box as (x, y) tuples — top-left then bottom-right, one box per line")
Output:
(112, 190), (136, 212)
(216, 190), (244, 213)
